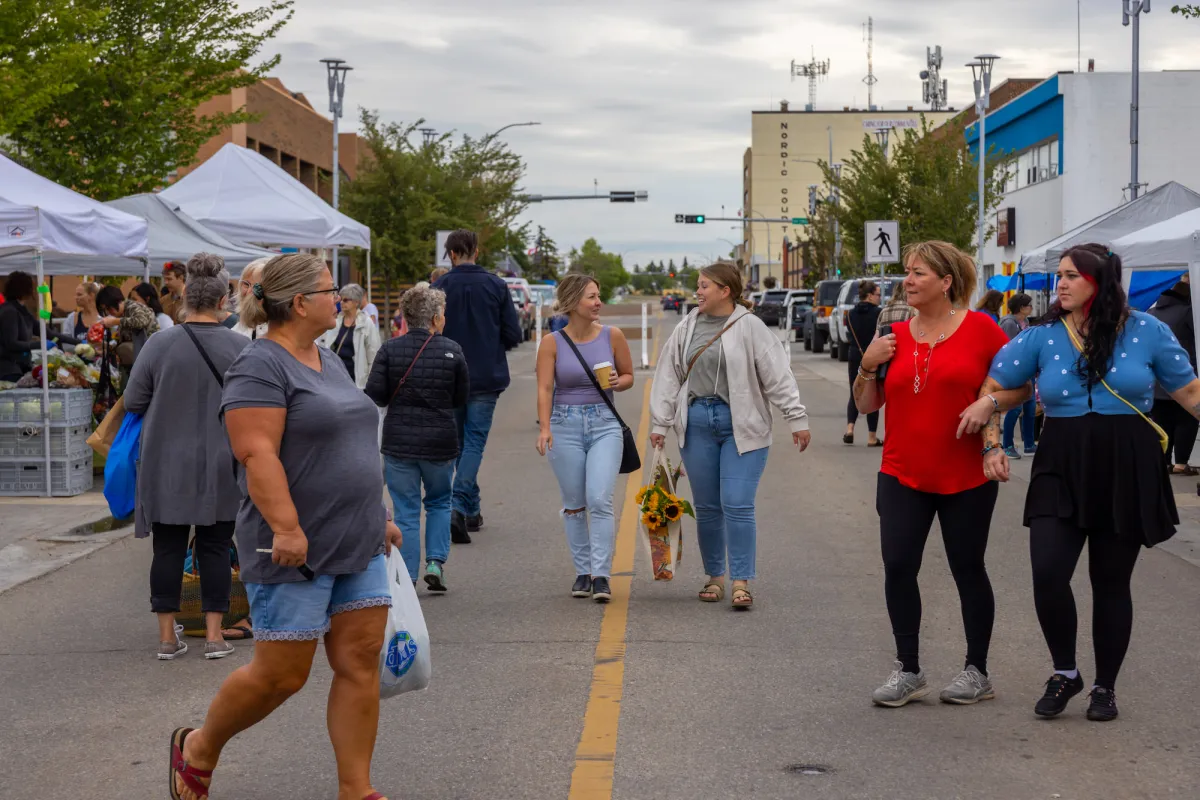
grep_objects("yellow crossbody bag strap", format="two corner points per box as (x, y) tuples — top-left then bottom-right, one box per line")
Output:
(1062, 318), (1169, 453)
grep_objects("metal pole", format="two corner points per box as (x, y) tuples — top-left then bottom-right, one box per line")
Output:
(977, 99), (987, 296)
(1130, 5), (1141, 200)
(640, 303), (649, 368)
(535, 302), (543, 354)
(36, 250), (50, 497)
(833, 163), (842, 279)
(331, 108), (340, 285)
(366, 249), (372, 304)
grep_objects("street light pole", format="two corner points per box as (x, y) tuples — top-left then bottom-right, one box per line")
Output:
(487, 122), (540, 266)
(874, 127), (891, 159)
(1124, 1), (1150, 200)
(968, 54), (1000, 300)
(321, 58), (352, 285)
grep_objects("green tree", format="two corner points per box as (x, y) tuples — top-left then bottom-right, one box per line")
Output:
(343, 111), (530, 316)
(1171, 4), (1199, 17)
(817, 116), (1008, 275)
(528, 226), (563, 281)
(6, 0), (293, 200)
(0, 0), (108, 135)
(681, 256), (689, 271)
(568, 239), (630, 302)
(646, 259), (663, 274)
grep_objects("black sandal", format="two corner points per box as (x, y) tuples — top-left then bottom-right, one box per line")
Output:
(843, 433), (854, 445)
(221, 617), (253, 640)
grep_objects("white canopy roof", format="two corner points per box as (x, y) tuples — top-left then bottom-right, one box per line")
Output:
(1020, 181), (1200, 273)
(0, 152), (148, 268)
(4, 193), (279, 276)
(1111, 206), (1200, 270)
(160, 142), (371, 249)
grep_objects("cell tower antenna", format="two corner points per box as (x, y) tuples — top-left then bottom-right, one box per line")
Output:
(919, 45), (948, 111)
(862, 17), (879, 111)
(790, 48), (831, 111)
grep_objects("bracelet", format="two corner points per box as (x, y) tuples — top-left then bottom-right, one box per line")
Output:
(857, 368), (877, 381)
(986, 394), (1000, 412)
(981, 444), (1001, 457)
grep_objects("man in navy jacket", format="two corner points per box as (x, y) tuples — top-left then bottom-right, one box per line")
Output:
(434, 229), (523, 543)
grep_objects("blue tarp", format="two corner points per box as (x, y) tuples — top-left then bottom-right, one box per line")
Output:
(986, 273), (1052, 292)
(986, 270), (1183, 311)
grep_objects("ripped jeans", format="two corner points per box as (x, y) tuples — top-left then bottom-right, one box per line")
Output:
(547, 403), (624, 578)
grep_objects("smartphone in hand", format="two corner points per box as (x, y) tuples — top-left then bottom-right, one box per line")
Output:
(876, 324), (894, 382)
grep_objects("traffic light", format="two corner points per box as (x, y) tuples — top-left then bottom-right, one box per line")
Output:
(610, 191), (636, 203)
(675, 214), (706, 224)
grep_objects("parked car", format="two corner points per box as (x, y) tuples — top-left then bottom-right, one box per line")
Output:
(806, 279), (845, 354)
(780, 289), (814, 330)
(748, 291), (763, 309)
(829, 278), (902, 361)
(662, 293), (685, 313)
(790, 301), (814, 343)
(509, 286), (535, 341)
(754, 289), (791, 327)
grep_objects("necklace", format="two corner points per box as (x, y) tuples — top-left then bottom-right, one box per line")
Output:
(912, 340), (941, 394)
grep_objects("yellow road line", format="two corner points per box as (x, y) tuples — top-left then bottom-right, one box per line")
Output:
(567, 379), (652, 800)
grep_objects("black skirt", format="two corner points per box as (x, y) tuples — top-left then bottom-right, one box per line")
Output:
(1024, 414), (1177, 547)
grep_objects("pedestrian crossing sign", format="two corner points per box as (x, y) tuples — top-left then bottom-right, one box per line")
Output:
(865, 221), (899, 265)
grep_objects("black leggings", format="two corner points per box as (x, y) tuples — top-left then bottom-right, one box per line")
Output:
(847, 355), (879, 432)
(1029, 517), (1142, 690)
(878, 473), (998, 675)
(150, 522), (236, 614)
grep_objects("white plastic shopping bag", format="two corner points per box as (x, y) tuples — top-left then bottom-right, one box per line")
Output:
(379, 547), (432, 698)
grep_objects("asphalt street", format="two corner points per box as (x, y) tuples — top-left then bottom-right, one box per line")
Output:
(1, 305), (1198, 800)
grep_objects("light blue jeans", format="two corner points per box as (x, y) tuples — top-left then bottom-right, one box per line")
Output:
(547, 403), (624, 578)
(680, 398), (770, 581)
(384, 456), (455, 582)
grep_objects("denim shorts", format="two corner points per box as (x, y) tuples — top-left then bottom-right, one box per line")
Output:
(244, 553), (391, 642)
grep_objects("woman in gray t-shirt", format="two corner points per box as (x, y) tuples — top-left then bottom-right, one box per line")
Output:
(169, 254), (402, 800)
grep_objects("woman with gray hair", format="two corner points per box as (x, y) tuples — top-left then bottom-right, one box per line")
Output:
(168, 253), (402, 800)
(317, 281), (380, 389)
(367, 282), (469, 588)
(123, 252), (252, 662)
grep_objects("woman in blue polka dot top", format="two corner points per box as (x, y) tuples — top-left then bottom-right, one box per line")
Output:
(986, 243), (1200, 723)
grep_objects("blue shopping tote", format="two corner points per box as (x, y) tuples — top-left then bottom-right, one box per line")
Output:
(103, 411), (143, 520)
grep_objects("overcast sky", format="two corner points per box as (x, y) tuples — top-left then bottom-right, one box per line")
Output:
(257, 0), (1198, 270)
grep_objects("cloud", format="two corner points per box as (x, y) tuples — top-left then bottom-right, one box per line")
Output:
(256, 0), (1199, 267)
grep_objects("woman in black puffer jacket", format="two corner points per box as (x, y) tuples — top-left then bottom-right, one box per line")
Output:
(366, 282), (469, 590)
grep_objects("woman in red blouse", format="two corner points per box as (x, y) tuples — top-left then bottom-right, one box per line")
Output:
(854, 241), (1031, 708)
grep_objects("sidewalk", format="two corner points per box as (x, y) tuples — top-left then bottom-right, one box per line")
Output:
(0, 481), (133, 595)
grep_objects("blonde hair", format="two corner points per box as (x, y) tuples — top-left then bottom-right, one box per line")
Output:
(236, 258), (270, 315)
(901, 241), (977, 305)
(552, 272), (600, 315)
(700, 261), (753, 309)
(430, 266), (450, 282)
(238, 253), (328, 328)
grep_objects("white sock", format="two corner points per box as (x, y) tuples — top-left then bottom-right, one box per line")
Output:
(1055, 669), (1079, 679)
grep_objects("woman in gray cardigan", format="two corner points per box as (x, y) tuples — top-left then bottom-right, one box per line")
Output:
(123, 253), (250, 661)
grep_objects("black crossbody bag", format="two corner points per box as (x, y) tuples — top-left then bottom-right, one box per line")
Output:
(558, 332), (641, 474)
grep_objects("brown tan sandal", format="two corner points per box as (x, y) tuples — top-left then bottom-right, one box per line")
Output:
(698, 581), (725, 602)
(731, 586), (754, 609)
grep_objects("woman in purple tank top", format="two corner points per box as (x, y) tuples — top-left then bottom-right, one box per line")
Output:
(535, 274), (635, 602)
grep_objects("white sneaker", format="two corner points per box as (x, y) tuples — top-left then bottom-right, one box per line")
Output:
(872, 661), (929, 707)
(940, 665), (995, 705)
(157, 624), (188, 661)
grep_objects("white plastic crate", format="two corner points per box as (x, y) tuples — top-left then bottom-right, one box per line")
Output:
(0, 423), (91, 459)
(0, 454), (94, 497)
(0, 389), (93, 425)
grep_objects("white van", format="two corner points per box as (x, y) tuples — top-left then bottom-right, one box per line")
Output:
(829, 278), (902, 361)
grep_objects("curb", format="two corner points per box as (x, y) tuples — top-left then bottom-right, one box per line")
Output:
(0, 515), (135, 597)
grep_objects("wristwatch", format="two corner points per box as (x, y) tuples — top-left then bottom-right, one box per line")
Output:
(981, 444), (1001, 457)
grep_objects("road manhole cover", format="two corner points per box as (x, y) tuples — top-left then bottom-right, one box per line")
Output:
(785, 764), (833, 776)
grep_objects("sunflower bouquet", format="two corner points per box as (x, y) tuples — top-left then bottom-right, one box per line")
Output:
(637, 451), (692, 580)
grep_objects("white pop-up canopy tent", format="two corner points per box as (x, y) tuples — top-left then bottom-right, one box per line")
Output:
(4, 193), (279, 278)
(0, 152), (149, 495)
(1021, 181), (1200, 274)
(1110, 206), (1200, 360)
(160, 143), (371, 249)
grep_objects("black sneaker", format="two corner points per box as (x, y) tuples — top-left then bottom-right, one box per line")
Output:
(467, 513), (483, 533)
(451, 511), (471, 544)
(1086, 687), (1119, 722)
(571, 575), (592, 598)
(591, 576), (612, 603)
(1034, 673), (1085, 717)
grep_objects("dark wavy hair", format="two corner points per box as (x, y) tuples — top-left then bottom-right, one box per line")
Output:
(1042, 243), (1129, 390)
(130, 283), (164, 315)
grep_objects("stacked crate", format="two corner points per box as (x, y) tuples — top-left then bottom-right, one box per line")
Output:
(0, 389), (94, 496)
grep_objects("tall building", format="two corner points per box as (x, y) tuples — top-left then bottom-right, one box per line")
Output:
(972, 70), (1200, 281)
(743, 101), (955, 287)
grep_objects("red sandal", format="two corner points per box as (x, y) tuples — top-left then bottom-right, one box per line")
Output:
(363, 794), (388, 800)
(169, 727), (213, 799)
